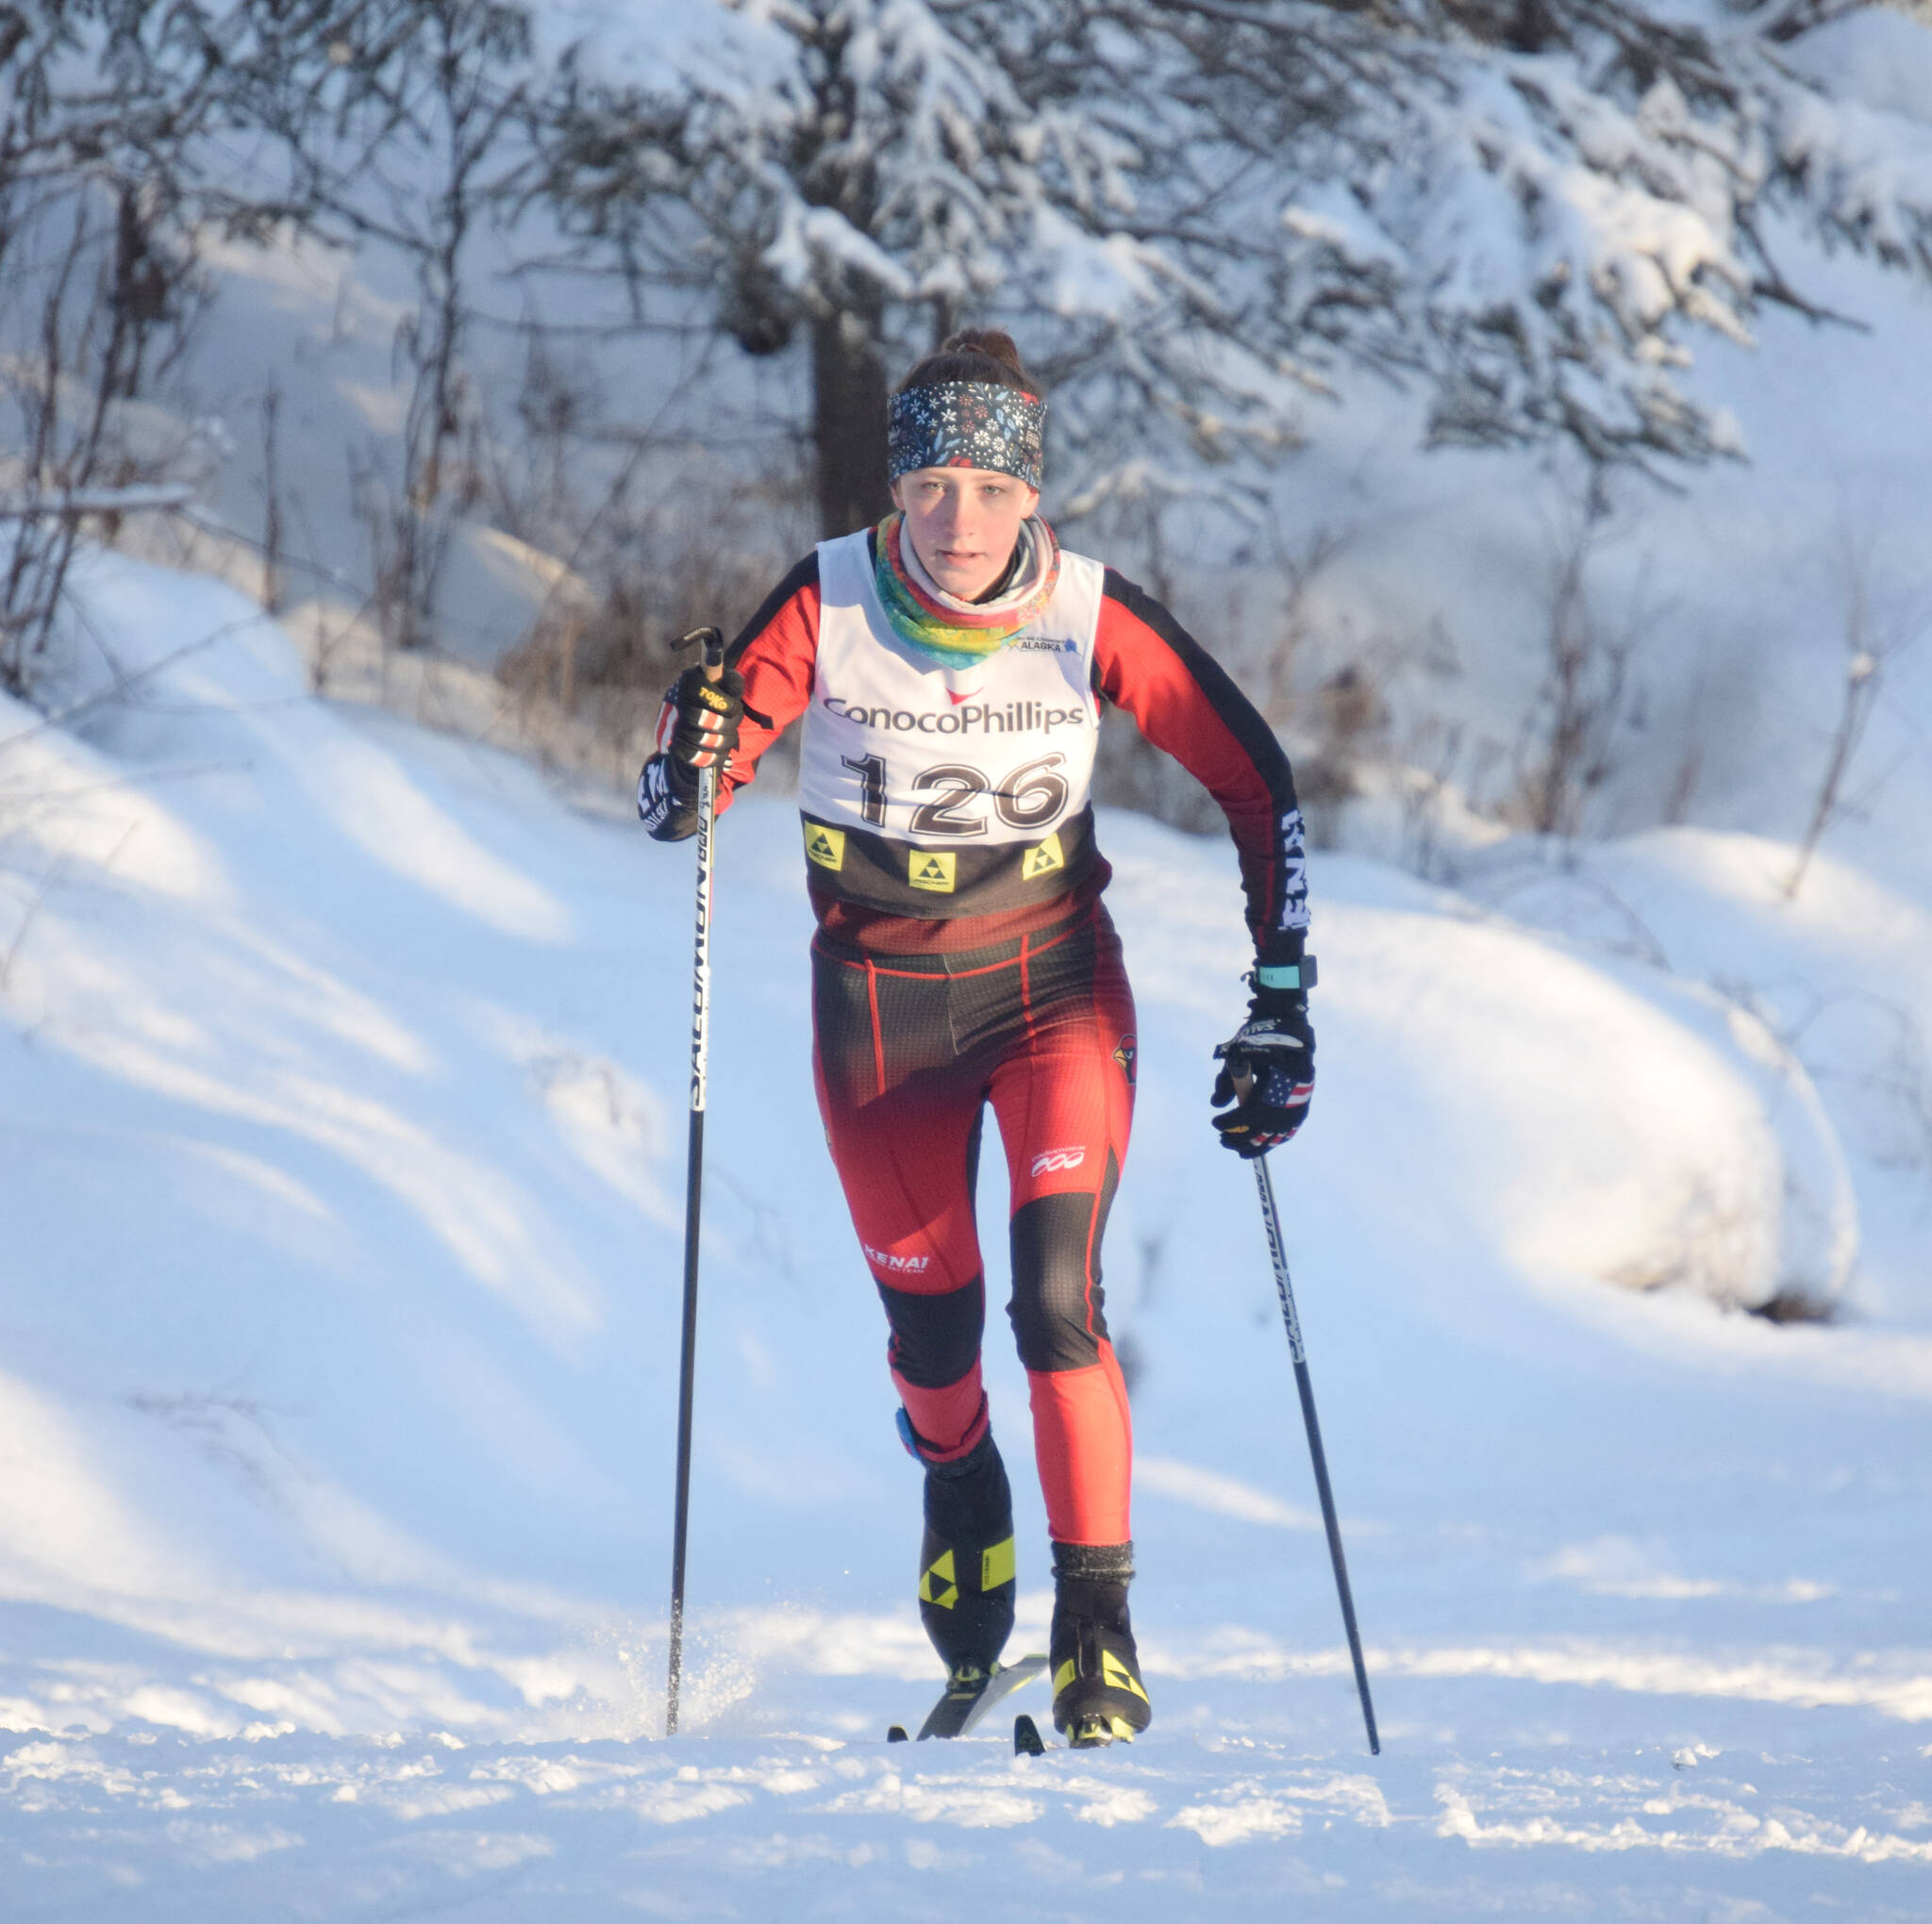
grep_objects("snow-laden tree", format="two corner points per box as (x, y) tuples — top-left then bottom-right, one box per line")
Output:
(1138, 0), (1932, 470)
(543, 0), (1932, 534)
(541, 0), (1145, 533)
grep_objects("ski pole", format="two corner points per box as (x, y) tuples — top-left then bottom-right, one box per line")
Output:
(666, 623), (725, 1737)
(1250, 1151), (1380, 1756)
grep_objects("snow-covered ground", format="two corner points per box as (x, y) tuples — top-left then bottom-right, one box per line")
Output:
(2, 553), (1928, 1917)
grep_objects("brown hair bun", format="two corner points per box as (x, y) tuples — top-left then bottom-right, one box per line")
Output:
(896, 327), (1039, 399)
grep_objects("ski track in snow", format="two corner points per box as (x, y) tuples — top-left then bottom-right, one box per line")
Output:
(1, 552), (1929, 1918)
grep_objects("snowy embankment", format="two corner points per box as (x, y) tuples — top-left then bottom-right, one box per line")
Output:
(1, 554), (1929, 1919)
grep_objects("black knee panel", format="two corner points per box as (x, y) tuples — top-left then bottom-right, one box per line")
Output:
(1008, 1187), (1112, 1373)
(879, 1274), (985, 1387)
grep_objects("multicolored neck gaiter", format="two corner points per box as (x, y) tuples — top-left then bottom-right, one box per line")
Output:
(873, 512), (1061, 669)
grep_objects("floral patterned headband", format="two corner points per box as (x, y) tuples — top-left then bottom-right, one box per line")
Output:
(887, 380), (1046, 489)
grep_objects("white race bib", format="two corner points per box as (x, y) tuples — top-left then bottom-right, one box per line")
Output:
(797, 531), (1106, 915)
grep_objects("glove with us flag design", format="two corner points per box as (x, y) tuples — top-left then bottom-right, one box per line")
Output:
(1210, 956), (1317, 1158)
(639, 663), (767, 840)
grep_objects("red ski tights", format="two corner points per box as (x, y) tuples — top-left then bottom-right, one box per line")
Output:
(811, 907), (1137, 1545)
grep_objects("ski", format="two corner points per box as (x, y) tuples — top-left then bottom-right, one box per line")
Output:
(1011, 1708), (1134, 1755)
(914, 1653), (1048, 1740)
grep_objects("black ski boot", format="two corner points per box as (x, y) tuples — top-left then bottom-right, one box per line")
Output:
(1049, 1542), (1151, 1747)
(918, 1430), (1017, 1699)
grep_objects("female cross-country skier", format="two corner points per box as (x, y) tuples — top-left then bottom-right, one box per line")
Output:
(639, 329), (1314, 1749)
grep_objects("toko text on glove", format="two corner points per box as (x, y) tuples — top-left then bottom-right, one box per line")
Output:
(657, 664), (747, 781)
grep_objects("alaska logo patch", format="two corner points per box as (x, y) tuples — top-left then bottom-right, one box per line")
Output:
(1113, 1035), (1138, 1085)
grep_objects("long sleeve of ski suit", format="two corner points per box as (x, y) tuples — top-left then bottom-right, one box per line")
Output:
(1090, 569), (1308, 968)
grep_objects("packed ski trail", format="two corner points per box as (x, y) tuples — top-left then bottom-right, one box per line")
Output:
(1, 555), (1929, 1918)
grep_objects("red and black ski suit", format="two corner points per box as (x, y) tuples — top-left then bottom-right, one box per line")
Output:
(644, 534), (1306, 1548)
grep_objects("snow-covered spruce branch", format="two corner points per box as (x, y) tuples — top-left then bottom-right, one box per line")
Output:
(1140, 0), (1932, 466)
(539, 0), (1932, 526)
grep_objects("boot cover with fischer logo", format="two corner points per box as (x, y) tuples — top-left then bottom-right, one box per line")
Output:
(1050, 1568), (1151, 1745)
(917, 1432), (1018, 1678)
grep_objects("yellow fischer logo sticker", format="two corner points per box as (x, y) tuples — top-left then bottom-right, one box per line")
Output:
(981, 1536), (1017, 1591)
(919, 1549), (958, 1610)
(803, 821), (846, 871)
(1102, 1650), (1149, 1701)
(1022, 833), (1064, 881)
(908, 849), (957, 893)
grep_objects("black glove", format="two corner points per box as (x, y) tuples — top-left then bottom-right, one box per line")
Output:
(655, 665), (746, 780)
(1211, 970), (1316, 1158)
(637, 753), (695, 839)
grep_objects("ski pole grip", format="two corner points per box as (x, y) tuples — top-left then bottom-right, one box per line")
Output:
(1217, 1042), (1255, 1103)
(679, 624), (726, 683)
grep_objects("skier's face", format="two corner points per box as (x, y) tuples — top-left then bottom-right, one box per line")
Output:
(891, 467), (1041, 603)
